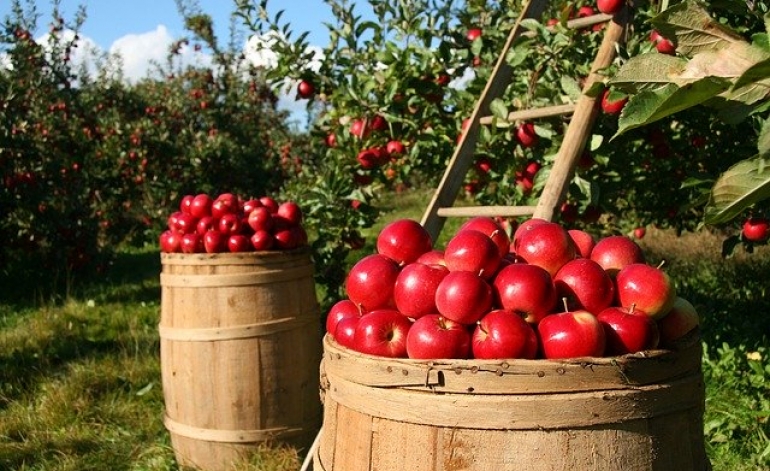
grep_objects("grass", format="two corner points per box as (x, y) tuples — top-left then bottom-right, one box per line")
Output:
(1, 186), (768, 470)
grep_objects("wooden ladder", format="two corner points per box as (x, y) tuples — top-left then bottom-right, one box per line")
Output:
(420, 0), (632, 242)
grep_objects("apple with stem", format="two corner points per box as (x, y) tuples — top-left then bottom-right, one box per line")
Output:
(597, 305), (660, 355)
(472, 309), (537, 359)
(554, 258), (615, 315)
(615, 262), (677, 319)
(538, 305), (606, 359)
(406, 314), (471, 359)
(444, 229), (501, 279)
(459, 216), (510, 258)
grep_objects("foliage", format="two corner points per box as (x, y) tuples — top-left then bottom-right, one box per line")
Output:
(1, 0), (293, 281)
(244, 0), (770, 265)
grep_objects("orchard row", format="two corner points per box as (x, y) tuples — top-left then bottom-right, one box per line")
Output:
(326, 217), (700, 361)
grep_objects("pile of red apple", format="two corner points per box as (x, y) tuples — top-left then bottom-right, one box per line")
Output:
(326, 217), (701, 360)
(159, 192), (307, 253)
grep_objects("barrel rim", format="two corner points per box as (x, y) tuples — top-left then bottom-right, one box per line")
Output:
(160, 247), (312, 264)
(321, 331), (702, 393)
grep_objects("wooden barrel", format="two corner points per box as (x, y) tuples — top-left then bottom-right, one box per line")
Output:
(315, 333), (710, 471)
(159, 249), (322, 471)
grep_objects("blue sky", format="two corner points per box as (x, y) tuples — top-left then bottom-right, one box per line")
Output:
(1, 0), (349, 123)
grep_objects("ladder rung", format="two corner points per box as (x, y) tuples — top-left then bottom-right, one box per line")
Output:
(437, 206), (537, 218)
(566, 13), (613, 30)
(480, 103), (576, 125)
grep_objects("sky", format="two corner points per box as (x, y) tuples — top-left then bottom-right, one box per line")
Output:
(1, 0), (347, 123)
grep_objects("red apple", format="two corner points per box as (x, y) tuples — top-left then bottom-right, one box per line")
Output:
(350, 118), (370, 139)
(590, 235), (645, 276)
(247, 206), (274, 233)
(326, 299), (362, 337)
(203, 229), (226, 253)
(576, 5), (594, 17)
(241, 198), (262, 215)
(472, 309), (537, 359)
(615, 263), (677, 319)
(415, 249), (446, 266)
(650, 30), (676, 55)
(597, 0), (624, 15)
(195, 215), (218, 236)
(459, 216), (510, 258)
(353, 309), (412, 357)
(345, 253), (401, 312)
(179, 194), (194, 215)
(334, 316), (360, 350)
(742, 216), (769, 243)
(515, 122), (538, 148)
(444, 229), (501, 279)
(296, 79), (315, 99)
(159, 230), (182, 253)
(250, 229), (274, 251)
(406, 314), (471, 359)
(466, 28), (482, 41)
(189, 193), (213, 219)
(568, 229), (596, 258)
(218, 213), (243, 236)
(601, 88), (627, 115)
(393, 262), (449, 319)
(273, 228), (298, 250)
(169, 211), (198, 234)
(537, 310), (606, 359)
(514, 221), (577, 276)
(259, 196), (279, 214)
(492, 263), (557, 324)
(634, 227), (646, 240)
(227, 234), (251, 252)
(554, 258), (615, 315)
(434, 271), (493, 325)
(597, 305), (660, 355)
(180, 232), (204, 253)
(511, 217), (548, 252)
(376, 218), (433, 266)
(276, 201), (302, 226)
(385, 139), (405, 156)
(211, 193), (238, 219)
(657, 297), (700, 348)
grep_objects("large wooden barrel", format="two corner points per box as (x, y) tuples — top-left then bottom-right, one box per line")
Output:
(315, 333), (710, 471)
(159, 249), (322, 471)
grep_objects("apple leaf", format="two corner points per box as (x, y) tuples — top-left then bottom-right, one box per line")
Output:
(650, 0), (745, 57)
(704, 157), (770, 225)
(609, 53), (688, 92)
(759, 117), (770, 157)
(614, 78), (729, 137)
(731, 55), (770, 92)
(489, 98), (509, 121)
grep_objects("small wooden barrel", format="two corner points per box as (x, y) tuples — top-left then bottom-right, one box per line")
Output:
(315, 334), (710, 471)
(159, 249), (322, 471)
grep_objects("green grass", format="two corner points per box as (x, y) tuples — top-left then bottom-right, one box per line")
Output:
(1, 187), (769, 470)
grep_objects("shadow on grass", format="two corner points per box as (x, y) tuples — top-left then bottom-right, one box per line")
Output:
(0, 248), (161, 309)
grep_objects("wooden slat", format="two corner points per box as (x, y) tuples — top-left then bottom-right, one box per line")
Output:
(479, 103), (576, 125)
(436, 205), (537, 218)
(533, 9), (631, 220)
(420, 0), (549, 242)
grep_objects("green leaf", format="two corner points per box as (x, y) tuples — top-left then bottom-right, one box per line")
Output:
(732, 55), (770, 91)
(650, 0), (744, 57)
(759, 117), (770, 157)
(489, 98), (509, 121)
(610, 53), (688, 93)
(704, 157), (770, 225)
(560, 76), (581, 101)
(614, 78), (730, 137)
